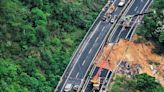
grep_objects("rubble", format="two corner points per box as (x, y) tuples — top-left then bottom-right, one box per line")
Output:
(117, 61), (141, 75)
(95, 37), (164, 86)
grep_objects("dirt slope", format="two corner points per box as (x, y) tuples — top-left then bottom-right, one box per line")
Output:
(95, 38), (164, 86)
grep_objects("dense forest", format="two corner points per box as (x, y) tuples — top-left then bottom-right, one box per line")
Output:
(0, 0), (105, 91)
(0, 0), (163, 92)
(109, 0), (164, 92)
(109, 74), (164, 92)
(136, 0), (164, 54)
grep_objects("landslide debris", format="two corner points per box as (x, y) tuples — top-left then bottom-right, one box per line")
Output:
(95, 38), (164, 86)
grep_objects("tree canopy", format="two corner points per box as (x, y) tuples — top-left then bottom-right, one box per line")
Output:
(0, 0), (105, 91)
(136, 0), (164, 54)
(109, 74), (164, 92)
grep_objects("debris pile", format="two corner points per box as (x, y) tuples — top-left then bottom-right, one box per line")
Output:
(117, 61), (141, 75)
(95, 38), (164, 86)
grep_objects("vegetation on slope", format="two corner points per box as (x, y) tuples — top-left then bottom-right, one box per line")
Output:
(0, 0), (106, 91)
(109, 74), (164, 92)
(108, 0), (164, 91)
(135, 0), (164, 54)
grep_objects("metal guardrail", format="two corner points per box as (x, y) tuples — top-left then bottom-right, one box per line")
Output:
(129, 0), (153, 40)
(79, 0), (135, 91)
(56, 0), (152, 90)
(106, 0), (153, 91)
(80, 0), (136, 91)
(81, 45), (105, 91)
(56, 2), (106, 90)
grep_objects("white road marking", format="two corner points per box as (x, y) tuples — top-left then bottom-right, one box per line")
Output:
(124, 0), (136, 14)
(99, 71), (111, 91)
(60, 22), (102, 92)
(80, 21), (101, 54)
(81, 66), (96, 91)
(89, 48), (92, 54)
(115, 7), (118, 12)
(78, 0), (134, 92)
(72, 21), (102, 71)
(95, 37), (99, 42)
(102, 26), (106, 32)
(82, 59), (86, 66)
(76, 72), (79, 78)
(130, 0), (153, 40)
(134, 6), (138, 11)
(82, 46), (105, 91)
(137, 10), (140, 13)
(89, 21), (101, 39)
(59, 0), (138, 91)
(108, 0), (135, 42)
(125, 0), (151, 39)
(115, 27), (124, 42)
(57, 0), (103, 88)
(82, 27), (106, 85)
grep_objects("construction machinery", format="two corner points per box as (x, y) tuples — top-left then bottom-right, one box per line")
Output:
(102, 3), (116, 22)
(90, 60), (107, 90)
(106, 3), (115, 15)
(107, 3), (116, 23)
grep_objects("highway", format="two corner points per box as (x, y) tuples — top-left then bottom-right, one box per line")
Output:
(109, 0), (153, 42)
(56, 0), (127, 91)
(81, 43), (114, 92)
(82, 67), (112, 92)
(82, 0), (153, 92)
(56, 0), (153, 91)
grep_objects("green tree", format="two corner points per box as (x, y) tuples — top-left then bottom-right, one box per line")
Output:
(0, 0), (105, 91)
(135, 73), (161, 92)
(136, 0), (164, 54)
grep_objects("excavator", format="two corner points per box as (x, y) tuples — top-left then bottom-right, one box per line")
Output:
(90, 60), (107, 90)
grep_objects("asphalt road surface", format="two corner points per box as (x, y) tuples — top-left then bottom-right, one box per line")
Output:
(56, 0), (152, 91)
(109, 0), (153, 42)
(82, 67), (112, 92)
(82, 0), (153, 92)
(82, 66), (112, 92)
(56, 0), (126, 91)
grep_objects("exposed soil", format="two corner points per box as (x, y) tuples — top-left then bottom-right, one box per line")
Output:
(95, 35), (164, 86)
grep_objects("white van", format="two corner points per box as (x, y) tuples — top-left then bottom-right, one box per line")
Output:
(118, 0), (125, 7)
